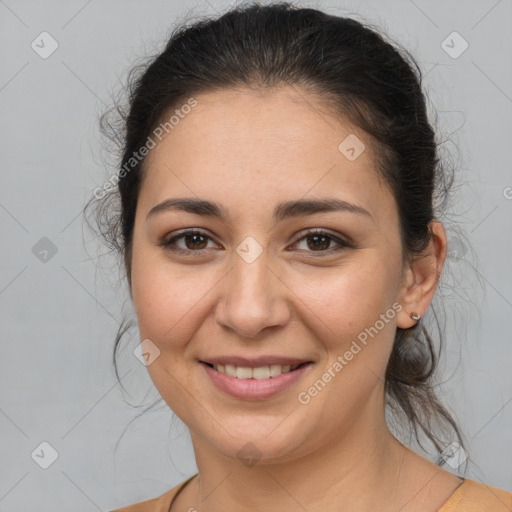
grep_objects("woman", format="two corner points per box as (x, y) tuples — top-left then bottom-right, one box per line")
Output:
(88, 2), (512, 511)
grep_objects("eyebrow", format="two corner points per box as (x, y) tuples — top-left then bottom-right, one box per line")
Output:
(146, 197), (373, 222)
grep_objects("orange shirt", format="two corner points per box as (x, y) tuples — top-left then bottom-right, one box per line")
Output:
(110, 475), (512, 512)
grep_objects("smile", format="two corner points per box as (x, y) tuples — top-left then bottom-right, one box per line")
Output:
(200, 361), (314, 400)
(205, 362), (305, 379)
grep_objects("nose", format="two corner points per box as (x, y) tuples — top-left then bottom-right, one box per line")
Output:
(215, 249), (291, 339)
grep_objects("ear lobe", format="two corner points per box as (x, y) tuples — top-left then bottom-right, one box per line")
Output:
(395, 221), (447, 329)
(396, 268), (423, 329)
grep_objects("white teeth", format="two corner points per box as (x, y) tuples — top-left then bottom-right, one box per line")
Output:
(252, 366), (270, 380)
(269, 364), (282, 377)
(225, 364), (236, 377)
(236, 366), (253, 379)
(212, 363), (299, 379)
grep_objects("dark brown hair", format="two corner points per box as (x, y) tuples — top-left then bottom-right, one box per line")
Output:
(85, 1), (468, 464)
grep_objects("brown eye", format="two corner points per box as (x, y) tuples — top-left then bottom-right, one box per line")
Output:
(181, 233), (208, 250)
(305, 233), (331, 251)
(292, 228), (354, 254)
(162, 229), (219, 254)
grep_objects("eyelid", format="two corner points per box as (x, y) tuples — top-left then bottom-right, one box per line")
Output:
(289, 228), (355, 252)
(163, 228), (220, 252)
(292, 227), (354, 246)
(161, 227), (355, 256)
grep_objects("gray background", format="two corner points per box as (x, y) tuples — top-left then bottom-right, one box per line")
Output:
(1, 0), (511, 510)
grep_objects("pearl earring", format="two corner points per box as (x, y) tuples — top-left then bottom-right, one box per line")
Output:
(410, 312), (420, 322)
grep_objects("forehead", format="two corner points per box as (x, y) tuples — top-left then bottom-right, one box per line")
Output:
(139, 86), (393, 222)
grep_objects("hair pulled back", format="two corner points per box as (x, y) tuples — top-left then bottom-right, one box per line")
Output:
(86, 1), (465, 463)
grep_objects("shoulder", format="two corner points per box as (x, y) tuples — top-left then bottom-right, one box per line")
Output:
(438, 478), (512, 512)
(110, 475), (197, 512)
(110, 476), (512, 512)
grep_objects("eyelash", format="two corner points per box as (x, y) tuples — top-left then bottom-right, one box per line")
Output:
(161, 228), (355, 256)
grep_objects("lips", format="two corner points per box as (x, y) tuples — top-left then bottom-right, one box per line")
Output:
(201, 360), (314, 400)
(199, 356), (311, 367)
(199, 357), (312, 379)
(204, 361), (309, 380)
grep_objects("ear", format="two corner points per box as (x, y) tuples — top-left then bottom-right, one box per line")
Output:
(396, 220), (447, 329)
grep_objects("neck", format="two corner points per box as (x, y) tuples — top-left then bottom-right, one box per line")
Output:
(187, 396), (409, 511)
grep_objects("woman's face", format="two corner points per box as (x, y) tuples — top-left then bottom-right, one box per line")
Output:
(130, 86), (416, 464)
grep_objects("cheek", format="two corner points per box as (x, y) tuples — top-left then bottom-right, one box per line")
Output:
(290, 255), (399, 336)
(132, 248), (401, 347)
(131, 248), (215, 349)
(289, 260), (400, 414)
(286, 253), (401, 399)
(130, 252), (209, 406)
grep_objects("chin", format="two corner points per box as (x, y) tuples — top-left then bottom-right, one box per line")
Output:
(199, 418), (314, 466)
